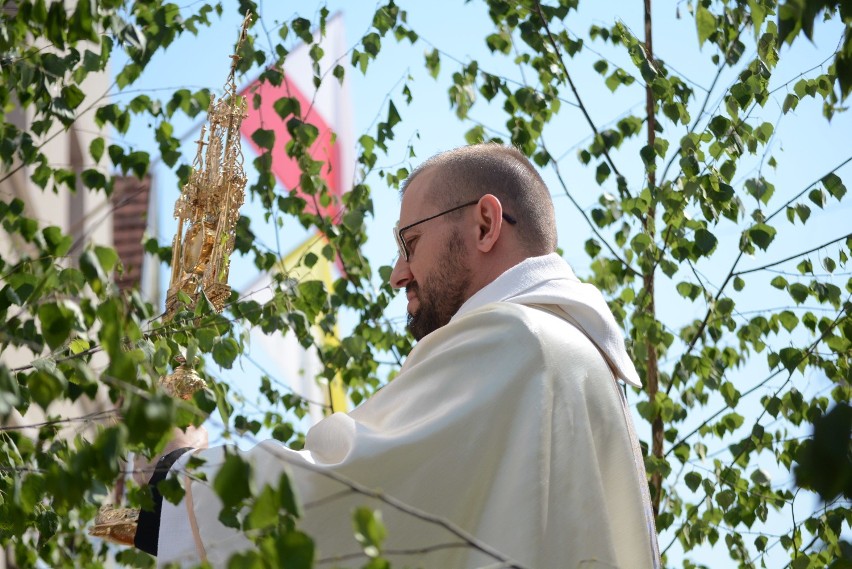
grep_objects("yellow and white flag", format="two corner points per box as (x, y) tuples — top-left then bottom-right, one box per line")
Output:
(246, 232), (347, 425)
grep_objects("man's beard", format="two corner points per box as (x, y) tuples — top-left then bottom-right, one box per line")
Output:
(407, 230), (472, 341)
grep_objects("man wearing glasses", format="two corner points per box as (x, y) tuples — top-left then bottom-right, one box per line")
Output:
(148, 144), (660, 569)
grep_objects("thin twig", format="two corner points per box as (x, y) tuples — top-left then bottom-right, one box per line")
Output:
(0, 80), (117, 186)
(544, 146), (640, 277)
(0, 410), (119, 432)
(733, 233), (851, 276)
(663, 296), (850, 461)
(317, 542), (471, 564)
(660, 301), (847, 556)
(664, 156), (852, 397)
(532, 1), (629, 198)
(764, 155), (852, 223)
(170, 438), (528, 569)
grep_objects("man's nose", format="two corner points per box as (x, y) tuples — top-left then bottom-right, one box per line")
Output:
(390, 256), (412, 289)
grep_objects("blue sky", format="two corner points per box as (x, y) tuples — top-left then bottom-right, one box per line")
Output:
(121, 1), (850, 315)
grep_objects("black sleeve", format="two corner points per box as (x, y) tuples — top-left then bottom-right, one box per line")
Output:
(134, 447), (193, 556)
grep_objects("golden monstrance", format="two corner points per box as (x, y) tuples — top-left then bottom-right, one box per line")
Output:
(89, 12), (252, 545)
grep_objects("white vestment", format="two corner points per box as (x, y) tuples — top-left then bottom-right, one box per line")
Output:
(159, 254), (660, 568)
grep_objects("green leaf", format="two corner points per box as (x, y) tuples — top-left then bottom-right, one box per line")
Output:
(789, 553), (809, 569)
(465, 125), (486, 145)
(694, 228), (718, 255)
(245, 485), (279, 530)
(720, 381), (740, 407)
(719, 160), (736, 183)
(808, 188), (826, 208)
(685, 471), (702, 492)
(716, 489), (735, 509)
(362, 32), (381, 56)
(717, 297), (734, 315)
(425, 48), (440, 79)
(212, 337), (240, 369)
(213, 452), (252, 508)
(486, 32), (511, 54)
(271, 423), (294, 443)
(124, 393), (174, 446)
(94, 245), (119, 273)
(584, 238), (601, 258)
(213, 380), (232, 426)
(274, 472), (300, 517)
(287, 118), (319, 147)
(353, 507), (386, 557)
(69, 338), (90, 354)
(676, 282), (698, 300)
(631, 233), (652, 254)
(696, 6), (715, 46)
(633, 145), (654, 174)
(27, 368), (66, 410)
(747, 223), (776, 251)
(604, 71), (622, 92)
(157, 476), (186, 505)
(794, 404), (852, 501)
(42, 226), (72, 256)
(61, 85), (86, 110)
(273, 96), (300, 120)
(38, 302), (76, 350)
(788, 283), (809, 304)
(86, 136), (104, 164)
(291, 17), (313, 44)
(196, 327), (217, 352)
(745, 178), (774, 205)
(822, 173), (847, 201)
(679, 154), (699, 178)
(779, 310), (799, 332)
(277, 531), (315, 569)
(750, 468), (771, 486)
(595, 161), (611, 184)
(251, 128), (275, 151)
(779, 347), (802, 372)
(332, 64), (345, 83)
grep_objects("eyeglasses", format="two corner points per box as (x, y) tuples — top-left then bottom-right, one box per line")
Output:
(393, 199), (517, 262)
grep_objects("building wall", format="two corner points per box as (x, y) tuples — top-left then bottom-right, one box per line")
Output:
(0, 22), (157, 568)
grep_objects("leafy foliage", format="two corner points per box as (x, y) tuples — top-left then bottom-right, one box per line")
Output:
(1, 0), (850, 568)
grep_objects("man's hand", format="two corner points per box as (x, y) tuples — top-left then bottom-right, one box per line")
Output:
(132, 426), (208, 487)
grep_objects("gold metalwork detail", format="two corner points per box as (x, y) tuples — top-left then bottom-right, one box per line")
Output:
(165, 12), (251, 318)
(160, 364), (207, 400)
(90, 12), (252, 546)
(89, 505), (139, 546)
(181, 221), (216, 276)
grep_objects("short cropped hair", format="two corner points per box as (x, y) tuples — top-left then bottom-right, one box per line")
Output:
(402, 144), (557, 255)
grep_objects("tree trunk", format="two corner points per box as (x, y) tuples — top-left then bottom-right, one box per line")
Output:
(643, 0), (664, 519)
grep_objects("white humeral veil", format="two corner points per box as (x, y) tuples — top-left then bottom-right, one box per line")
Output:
(159, 254), (660, 568)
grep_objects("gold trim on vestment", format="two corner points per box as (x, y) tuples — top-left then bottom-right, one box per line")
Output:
(185, 460), (208, 563)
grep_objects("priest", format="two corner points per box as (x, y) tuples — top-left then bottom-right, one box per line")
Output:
(138, 144), (661, 568)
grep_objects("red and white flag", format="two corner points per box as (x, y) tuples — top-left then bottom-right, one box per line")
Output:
(238, 15), (354, 425)
(239, 13), (354, 222)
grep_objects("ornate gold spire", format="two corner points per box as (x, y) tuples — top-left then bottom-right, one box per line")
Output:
(90, 11), (252, 546)
(165, 11), (250, 319)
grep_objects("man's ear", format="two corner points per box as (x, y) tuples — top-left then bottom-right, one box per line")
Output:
(473, 194), (504, 253)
